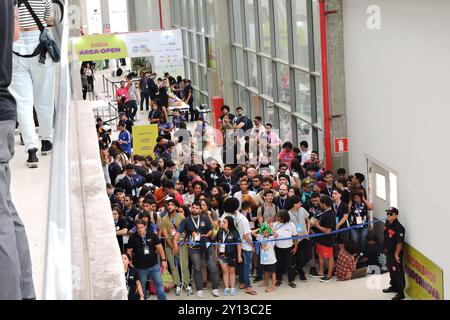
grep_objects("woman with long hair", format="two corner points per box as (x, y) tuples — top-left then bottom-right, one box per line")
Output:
(123, 253), (144, 300)
(214, 215), (242, 296)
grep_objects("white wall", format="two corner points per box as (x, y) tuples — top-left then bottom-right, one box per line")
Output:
(343, 0), (450, 297)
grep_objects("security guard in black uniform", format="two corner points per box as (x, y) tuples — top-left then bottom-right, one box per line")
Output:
(382, 207), (406, 300)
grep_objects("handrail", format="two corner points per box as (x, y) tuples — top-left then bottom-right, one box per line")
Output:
(43, 0), (72, 300)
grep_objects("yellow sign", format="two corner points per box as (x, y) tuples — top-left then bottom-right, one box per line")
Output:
(73, 34), (128, 61)
(404, 243), (444, 300)
(132, 124), (159, 158)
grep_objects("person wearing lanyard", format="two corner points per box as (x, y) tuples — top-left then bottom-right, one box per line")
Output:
(333, 189), (350, 250)
(272, 210), (298, 288)
(257, 190), (278, 225)
(274, 184), (289, 210)
(214, 216), (242, 296)
(288, 196), (311, 282)
(113, 208), (128, 254)
(348, 190), (373, 255)
(218, 165), (236, 195)
(321, 171), (335, 198)
(122, 253), (144, 300)
(173, 201), (221, 299)
(127, 219), (167, 300)
(161, 199), (193, 296)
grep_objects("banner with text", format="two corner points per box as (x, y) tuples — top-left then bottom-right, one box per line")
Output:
(404, 243), (444, 300)
(72, 30), (184, 76)
(132, 124), (159, 158)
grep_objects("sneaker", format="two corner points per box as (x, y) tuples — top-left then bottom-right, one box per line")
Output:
(275, 280), (282, 287)
(211, 289), (220, 297)
(319, 276), (333, 283)
(383, 286), (397, 293)
(392, 293), (405, 300)
(223, 288), (230, 296)
(175, 285), (181, 296)
(309, 269), (323, 278)
(27, 148), (39, 169)
(230, 288), (237, 296)
(186, 285), (194, 296)
(299, 272), (308, 282)
(289, 282), (297, 288)
(196, 290), (204, 299)
(41, 140), (52, 156)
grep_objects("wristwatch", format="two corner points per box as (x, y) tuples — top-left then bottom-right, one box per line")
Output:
(161, 259), (167, 262)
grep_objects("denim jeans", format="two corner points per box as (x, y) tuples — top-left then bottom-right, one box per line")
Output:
(351, 227), (369, 254)
(137, 264), (167, 300)
(140, 92), (150, 111)
(189, 246), (220, 291)
(9, 30), (55, 152)
(238, 250), (253, 288)
(128, 100), (138, 121)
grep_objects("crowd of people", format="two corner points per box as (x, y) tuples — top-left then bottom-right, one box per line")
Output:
(95, 89), (394, 300)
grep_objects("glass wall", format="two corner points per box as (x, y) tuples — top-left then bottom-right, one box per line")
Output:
(230, 0), (324, 153)
(171, 0), (214, 106)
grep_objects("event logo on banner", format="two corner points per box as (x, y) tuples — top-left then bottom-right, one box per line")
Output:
(404, 243), (444, 300)
(132, 124), (159, 158)
(73, 34), (129, 61)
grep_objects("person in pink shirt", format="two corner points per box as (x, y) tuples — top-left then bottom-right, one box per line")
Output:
(278, 142), (296, 169)
(116, 81), (129, 113)
(258, 123), (282, 160)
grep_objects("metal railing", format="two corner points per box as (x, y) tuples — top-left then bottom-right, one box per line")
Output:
(43, 0), (72, 300)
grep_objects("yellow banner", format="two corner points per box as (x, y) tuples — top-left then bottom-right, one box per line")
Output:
(132, 124), (159, 158)
(73, 34), (129, 61)
(404, 243), (444, 300)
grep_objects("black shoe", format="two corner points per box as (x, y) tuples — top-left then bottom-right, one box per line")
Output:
(253, 276), (263, 283)
(392, 293), (405, 300)
(383, 286), (397, 294)
(20, 133), (24, 146)
(309, 269), (323, 278)
(299, 272), (307, 282)
(41, 140), (52, 156)
(319, 275), (333, 283)
(275, 281), (282, 287)
(288, 282), (297, 288)
(27, 148), (39, 168)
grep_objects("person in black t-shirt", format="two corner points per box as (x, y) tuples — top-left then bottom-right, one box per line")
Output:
(183, 80), (195, 121)
(113, 207), (128, 253)
(332, 189), (350, 249)
(127, 219), (168, 300)
(310, 196), (336, 283)
(122, 253), (144, 300)
(214, 215), (242, 296)
(0, 0), (36, 300)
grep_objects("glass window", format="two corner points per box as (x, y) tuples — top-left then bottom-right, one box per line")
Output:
(190, 32), (198, 60)
(191, 63), (198, 86)
(237, 85), (248, 110)
(277, 63), (291, 107)
(294, 70), (311, 118)
(189, 0), (196, 30)
(293, 0), (309, 68)
(274, 0), (289, 62)
(316, 76), (324, 126)
(297, 118), (312, 149)
(206, 0), (215, 36)
(261, 57), (273, 96)
(197, 0), (205, 32)
(313, 0), (322, 73)
(198, 35), (206, 64)
(182, 30), (189, 56)
(244, 0), (256, 50)
(181, 0), (188, 26)
(376, 174), (387, 200)
(235, 48), (245, 82)
(259, 0), (271, 55)
(232, 0), (243, 44)
(263, 100), (275, 125)
(249, 93), (261, 118)
(247, 52), (258, 89)
(184, 58), (191, 79)
(279, 109), (293, 143)
(199, 66), (208, 92)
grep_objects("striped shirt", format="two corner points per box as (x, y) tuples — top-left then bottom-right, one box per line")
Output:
(18, 0), (53, 29)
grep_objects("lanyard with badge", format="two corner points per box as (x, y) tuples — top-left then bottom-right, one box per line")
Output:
(248, 212), (255, 229)
(294, 212), (303, 234)
(261, 237), (270, 263)
(170, 214), (179, 237)
(354, 203), (364, 225)
(279, 197), (287, 209)
(192, 216), (201, 242)
(141, 235), (150, 255)
(125, 270), (130, 292)
(327, 187), (333, 197)
(225, 176), (233, 193)
(334, 203), (340, 224)
(219, 231), (229, 254)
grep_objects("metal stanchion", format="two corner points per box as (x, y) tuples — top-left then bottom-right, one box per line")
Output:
(102, 75), (106, 93)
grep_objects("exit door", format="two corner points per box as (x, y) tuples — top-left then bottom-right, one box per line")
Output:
(367, 159), (398, 244)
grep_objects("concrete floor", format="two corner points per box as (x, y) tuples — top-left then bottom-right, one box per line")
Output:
(10, 134), (51, 300)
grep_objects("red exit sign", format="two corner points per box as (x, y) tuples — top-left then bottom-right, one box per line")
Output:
(335, 138), (349, 153)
